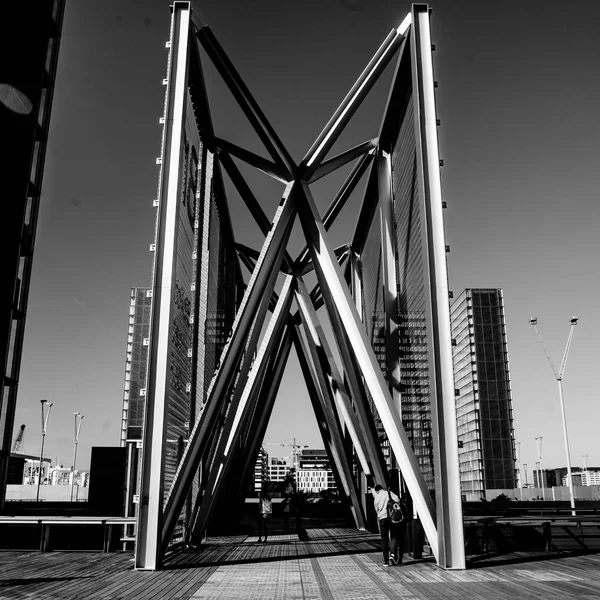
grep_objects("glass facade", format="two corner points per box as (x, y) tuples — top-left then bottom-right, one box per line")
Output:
(356, 93), (435, 490)
(1, 1), (66, 505)
(121, 288), (152, 444)
(450, 289), (516, 500)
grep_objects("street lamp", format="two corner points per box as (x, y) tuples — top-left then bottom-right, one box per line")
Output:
(530, 316), (578, 515)
(535, 436), (545, 500)
(70, 413), (84, 502)
(36, 399), (53, 502)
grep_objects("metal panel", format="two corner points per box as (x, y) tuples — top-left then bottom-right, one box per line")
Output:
(410, 4), (464, 569)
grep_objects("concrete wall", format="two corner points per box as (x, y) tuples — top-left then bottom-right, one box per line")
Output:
(6, 485), (89, 502)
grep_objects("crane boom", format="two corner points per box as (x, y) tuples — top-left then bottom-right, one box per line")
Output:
(558, 320), (578, 380)
(11, 424), (25, 453)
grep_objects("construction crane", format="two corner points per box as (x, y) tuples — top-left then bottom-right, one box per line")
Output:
(529, 316), (578, 515)
(264, 438), (309, 470)
(11, 424), (25, 453)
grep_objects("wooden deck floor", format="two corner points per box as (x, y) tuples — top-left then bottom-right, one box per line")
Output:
(1, 528), (599, 599)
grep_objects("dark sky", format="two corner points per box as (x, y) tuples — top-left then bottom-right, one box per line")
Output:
(17, 0), (600, 475)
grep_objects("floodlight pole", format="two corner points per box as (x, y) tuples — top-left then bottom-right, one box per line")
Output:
(36, 400), (53, 502)
(70, 413), (84, 502)
(535, 437), (545, 501)
(529, 317), (578, 515)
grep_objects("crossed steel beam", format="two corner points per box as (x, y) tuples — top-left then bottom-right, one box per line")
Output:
(136, 2), (464, 571)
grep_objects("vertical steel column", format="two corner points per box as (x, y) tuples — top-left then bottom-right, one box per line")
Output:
(295, 182), (438, 560)
(135, 3), (191, 571)
(410, 4), (465, 569)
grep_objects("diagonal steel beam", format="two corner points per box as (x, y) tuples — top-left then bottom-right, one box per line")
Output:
(294, 180), (439, 560)
(309, 259), (389, 489)
(292, 324), (366, 529)
(235, 324), (293, 500)
(189, 276), (294, 540)
(193, 24), (295, 178)
(219, 149), (295, 272)
(300, 14), (411, 177)
(308, 138), (378, 184)
(160, 182), (297, 551)
(215, 137), (290, 183)
(295, 277), (372, 478)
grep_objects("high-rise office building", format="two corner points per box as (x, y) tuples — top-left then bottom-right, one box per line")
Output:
(121, 287), (152, 519)
(451, 289), (517, 501)
(0, 0), (66, 509)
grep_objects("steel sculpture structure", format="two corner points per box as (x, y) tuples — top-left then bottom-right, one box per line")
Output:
(135, 1), (465, 571)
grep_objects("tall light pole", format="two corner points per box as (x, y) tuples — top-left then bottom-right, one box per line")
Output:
(36, 399), (53, 502)
(70, 413), (84, 502)
(535, 437), (545, 500)
(523, 463), (528, 487)
(529, 317), (578, 515)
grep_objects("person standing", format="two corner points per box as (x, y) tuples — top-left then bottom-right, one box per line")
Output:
(369, 484), (403, 566)
(257, 491), (272, 543)
(282, 496), (291, 533)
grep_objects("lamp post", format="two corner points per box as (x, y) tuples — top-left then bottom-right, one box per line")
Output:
(70, 413), (84, 502)
(535, 461), (541, 497)
(529, 317), (578, 515)
(535, 437), (545, 500)
(36, 399), (53, 502)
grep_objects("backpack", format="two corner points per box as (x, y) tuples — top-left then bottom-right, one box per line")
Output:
(387, 493), (404, 524)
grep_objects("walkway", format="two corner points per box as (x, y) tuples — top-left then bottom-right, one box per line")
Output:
(1, 528), (599, 599)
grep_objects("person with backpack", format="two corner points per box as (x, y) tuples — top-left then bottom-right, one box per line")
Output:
(369, 484), (404, 566)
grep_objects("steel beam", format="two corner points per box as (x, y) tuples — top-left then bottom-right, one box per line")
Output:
(295, 181), (438, 560)
(294, 277), (371, 477)
(292, 324), (366, 529)
(301, 17), (411, 176)
(377, 150), (402, 412)
(235, 325), (293, 499)
(311, 260), (389, 488)
(194, 26), (295, 178)
(218, 149), (295, 272)
(160, 182), (297, 552)
(215, 137), (289, 183)
(189, 276), (294, 539)
(410, 4), (465, 569)
(135, 4), (192, 571)
(295, 150), (374, 271)
(308, 138), (378, 183)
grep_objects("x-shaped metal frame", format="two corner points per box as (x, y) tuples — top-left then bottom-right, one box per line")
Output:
(136, 1), (464, 571)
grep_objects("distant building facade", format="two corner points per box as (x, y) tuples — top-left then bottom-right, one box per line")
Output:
(0, 0), (66, 510)
(253, 447), (268, 493)
(298, 449), (336, 491)
(268, 458), (291, 484)
(451, 289), (517, 501)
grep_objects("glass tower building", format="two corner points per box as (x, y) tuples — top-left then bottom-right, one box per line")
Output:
(0, 0), (66, 509)
(451, 289), (517, 500)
